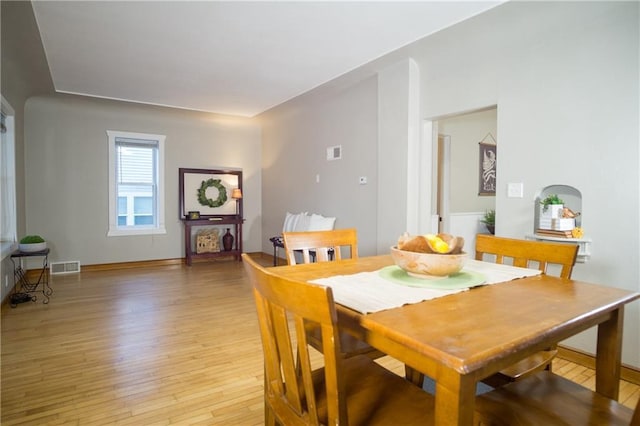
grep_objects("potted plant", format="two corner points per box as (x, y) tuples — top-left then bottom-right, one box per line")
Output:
(481, 209), (495, 235)
(539, 194), (565, 225)
(540, 194), (564, 212)
(19, 235), (47, 252)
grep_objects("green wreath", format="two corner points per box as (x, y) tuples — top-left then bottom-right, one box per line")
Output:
(197, 179), (227, 208)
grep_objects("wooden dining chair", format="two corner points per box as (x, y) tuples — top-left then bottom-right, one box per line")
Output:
(242, 254), (436, 425)
(475, 234), (579, 387)
(475, 234), (578, 278)
(282, 228), (358, 265)
(283, 228), (426, 386)
(282, 229), (387, 359)
(474, 371), (638, 425)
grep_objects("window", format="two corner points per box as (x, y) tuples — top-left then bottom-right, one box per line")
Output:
(107, 130), (166, 236)
(1, 96), (17, 258)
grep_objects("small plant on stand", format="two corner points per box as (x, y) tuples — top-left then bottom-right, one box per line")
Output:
(481, 209), (495, 235)
(18, 235), (47, 252)
(20, 235), (45, 244)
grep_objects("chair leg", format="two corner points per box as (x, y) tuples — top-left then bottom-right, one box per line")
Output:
(273, 244), (277, 266)
(265, 400), (276, 426)
(263, 368), (277, 426)
(405, 365), (425, 387)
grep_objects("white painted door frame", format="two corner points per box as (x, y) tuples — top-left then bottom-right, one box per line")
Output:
(416, 120), (438, 235)
(438, 134), (451, 233)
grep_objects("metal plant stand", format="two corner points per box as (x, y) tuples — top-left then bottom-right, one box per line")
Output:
(10, 248), (52, 307)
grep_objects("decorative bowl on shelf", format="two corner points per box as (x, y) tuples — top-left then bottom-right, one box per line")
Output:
(19, 242), (47, 252)
(390, 246), (466, 279)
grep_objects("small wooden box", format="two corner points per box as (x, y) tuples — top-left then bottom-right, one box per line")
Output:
(540, 204), (564, 220)
(196, 229), (220, 254)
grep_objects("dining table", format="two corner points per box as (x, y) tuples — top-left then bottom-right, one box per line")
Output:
(269, 254), (640, 426)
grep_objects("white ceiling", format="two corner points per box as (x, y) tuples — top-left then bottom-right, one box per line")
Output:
(31, 1), (501, 117)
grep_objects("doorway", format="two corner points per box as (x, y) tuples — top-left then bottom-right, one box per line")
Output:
(432, 107), (497, 247)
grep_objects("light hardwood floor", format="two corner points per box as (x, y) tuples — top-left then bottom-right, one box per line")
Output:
(2, 255), (638, 425)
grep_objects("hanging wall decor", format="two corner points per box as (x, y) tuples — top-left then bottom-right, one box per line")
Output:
(179, 168), (242, 218)
(478, 133), (497, 196)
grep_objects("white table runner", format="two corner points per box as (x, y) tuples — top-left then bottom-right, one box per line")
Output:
(310, 259), (542, 314)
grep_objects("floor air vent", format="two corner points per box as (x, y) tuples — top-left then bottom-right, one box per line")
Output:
(50, 261), (81, 275)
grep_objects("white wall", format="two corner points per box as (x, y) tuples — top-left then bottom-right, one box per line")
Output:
(377, 59), (421, 252)
(450, 212), (487, 254)
(260, 2), (639, 367)
(24, 95), (262, 265)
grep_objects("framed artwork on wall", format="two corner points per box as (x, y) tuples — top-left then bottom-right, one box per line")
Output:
(179, 168), (242, 219)
(478, 142), (497, 196)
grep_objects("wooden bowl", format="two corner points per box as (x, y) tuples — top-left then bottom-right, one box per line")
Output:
(390, 246), (466, 279)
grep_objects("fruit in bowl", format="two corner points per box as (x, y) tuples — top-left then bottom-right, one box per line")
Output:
(391, 233), (466, 278)
(397, 233), (464, 254)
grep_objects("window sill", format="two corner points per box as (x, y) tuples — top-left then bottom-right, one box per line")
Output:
(107, 227), (167, 237)
(1, 241), (18, 261)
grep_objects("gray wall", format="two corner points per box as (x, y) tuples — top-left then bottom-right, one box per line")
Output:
(438, 108), (497, 213)
(259, 2), (640, 366)
(1, 1), (54, 302)
(260, 75), (379, 255)
(416, 2), (639, 364)
(24, 95), (262, 266)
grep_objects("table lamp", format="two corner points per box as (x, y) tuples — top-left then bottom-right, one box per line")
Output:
(231, 188), (242, 216)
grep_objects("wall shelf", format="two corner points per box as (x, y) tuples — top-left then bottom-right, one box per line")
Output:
(526, 233), (591, 263)
(532, 184), (590, 263)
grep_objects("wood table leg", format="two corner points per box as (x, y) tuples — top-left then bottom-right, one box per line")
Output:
(435, 370), (476, 425)
(596, 306), (623, 400)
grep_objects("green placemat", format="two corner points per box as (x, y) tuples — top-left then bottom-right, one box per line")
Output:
(378, 265), (486, 289)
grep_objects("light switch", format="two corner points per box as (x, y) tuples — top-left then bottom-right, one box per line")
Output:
(507, 182), (524, 198)
(326, 145), (342, 161)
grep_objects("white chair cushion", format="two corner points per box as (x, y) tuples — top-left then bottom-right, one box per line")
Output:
(283, 212), (296, 232)
(283, 212), (335, 233)
(309, 214), (336, 231)
(283, 212), (308, 232)
(294, 213), (312, 232)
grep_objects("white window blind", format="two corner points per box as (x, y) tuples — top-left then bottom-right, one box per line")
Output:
(107, 131), (166, 236)
(116, 138), (157, 226)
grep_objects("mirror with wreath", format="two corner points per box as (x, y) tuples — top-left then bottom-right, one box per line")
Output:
(179, 168), (243, 219)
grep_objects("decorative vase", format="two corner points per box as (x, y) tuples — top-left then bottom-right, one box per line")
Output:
(222, 228), (234, 251)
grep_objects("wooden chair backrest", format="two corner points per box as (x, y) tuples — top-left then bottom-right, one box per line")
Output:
(475, 234), (578, 278)
(282, 228), (358, 265)
(242, 254), (348, 425)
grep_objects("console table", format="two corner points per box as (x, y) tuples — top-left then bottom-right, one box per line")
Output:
(182, 216), (243, 265)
